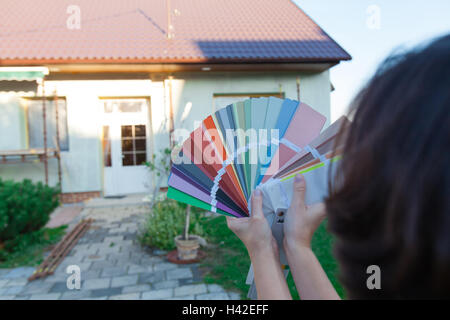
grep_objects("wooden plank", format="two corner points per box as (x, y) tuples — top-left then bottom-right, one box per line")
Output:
(28, 219), (93, 281)
(0, 148), (56, 156)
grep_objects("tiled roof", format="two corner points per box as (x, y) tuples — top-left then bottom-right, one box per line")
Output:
(0, 0), (351, 64)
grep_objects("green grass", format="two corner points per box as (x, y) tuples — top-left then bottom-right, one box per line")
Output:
(0, 226), (67, 269)
(200, 216), (344, 299)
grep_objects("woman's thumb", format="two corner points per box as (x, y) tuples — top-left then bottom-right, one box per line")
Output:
(250, 189), (264, 218)
(291, 174), (307, 208)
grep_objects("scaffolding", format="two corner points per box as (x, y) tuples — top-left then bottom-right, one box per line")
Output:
(0, 67), (62, 187)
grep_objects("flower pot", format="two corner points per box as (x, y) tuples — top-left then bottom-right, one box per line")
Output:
(174, 235), (200, 260)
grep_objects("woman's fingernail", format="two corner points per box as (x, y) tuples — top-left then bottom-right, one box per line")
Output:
(295, 174), (303, 182)
(254, 189), (261, 197)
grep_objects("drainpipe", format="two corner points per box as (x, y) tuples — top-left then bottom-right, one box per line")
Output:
(168, 75), (175, 149)
(42, 78), (48, 185)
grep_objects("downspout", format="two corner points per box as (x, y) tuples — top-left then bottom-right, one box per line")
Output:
(41, 78), (48, 185)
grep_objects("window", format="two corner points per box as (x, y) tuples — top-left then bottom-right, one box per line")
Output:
(103, 100), (145, 113)
(121, 124), (147, 166)
(25, 98), (69, 151)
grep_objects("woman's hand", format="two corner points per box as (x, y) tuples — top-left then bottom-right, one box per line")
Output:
(283, 174), (327, 250)
(226, 189), (278, 256)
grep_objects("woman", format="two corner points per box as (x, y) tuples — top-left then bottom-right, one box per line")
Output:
(227, 34), (450, 299)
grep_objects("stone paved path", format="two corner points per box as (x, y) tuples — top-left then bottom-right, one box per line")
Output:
(0, 201), (241, 300)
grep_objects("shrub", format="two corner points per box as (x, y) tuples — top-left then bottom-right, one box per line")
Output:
(0, 178), (60, 243)
(0, 225), (66, 267)
(139, 198), (208, 250)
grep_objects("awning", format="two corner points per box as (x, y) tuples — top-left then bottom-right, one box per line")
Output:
(0, 67), (48, 81)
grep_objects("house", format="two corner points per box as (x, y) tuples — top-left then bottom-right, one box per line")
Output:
(0, 0), (350, 203)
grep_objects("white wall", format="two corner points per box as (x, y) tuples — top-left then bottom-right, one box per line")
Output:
(0, 70), (331, 194)
(170, 71), (331, 133)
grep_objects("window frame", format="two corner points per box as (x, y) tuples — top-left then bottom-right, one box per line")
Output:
(23, 96), (70, 152)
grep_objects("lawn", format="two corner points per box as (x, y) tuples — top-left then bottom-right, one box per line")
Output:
(200, 216), (344, 299)
(0, 226), (67, 269)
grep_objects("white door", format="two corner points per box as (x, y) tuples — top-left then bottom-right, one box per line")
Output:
(101, 98), (152, 196)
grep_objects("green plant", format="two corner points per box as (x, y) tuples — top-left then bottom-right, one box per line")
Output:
(0, 178), (60, 243)
(139, 199), (208, 250)
(144, 148), (171, 209)
(0, 225), (66, 267)
(145, 147), (196, 241)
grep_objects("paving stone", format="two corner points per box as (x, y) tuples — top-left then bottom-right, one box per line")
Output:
(101, 267), (127, 278)
(104, 236), (124, 244)
(61, 290), (92, 300)
(72, 244), (91, 251)
(120, 255), (142, 265)
(0, 269), (11, 277)
(82, 269), (101, 280)
(57, 262), (92, 273)
(0, 280), (9, 288)
(49, 282), (71, 293)
(196, 293), (230, 300)
(0, 295), (15, 300)
(97, 247), (122, 255)
(140, 255), (164, 263)
(179, 278), (200, 286)
(111, 275), (138, 288)
(91, 261), (117, 270)
(120, 223), (137, 229)
(2, 285), (25, 295)
(1, 267), (35, 279)
(84, 296), (109, 300)
(152, 280), (179, 290)
(83, 278), (111, 290)
(3, 279), (27, 287)
(190, 265), (204, 282)
(29, 293), (61, 300)
(127, 264), (152, 274)
(165, 295), (195, 300)
(122, 284), (151, 294)
(138, 271), (165, 284)
(175, 284), (207, 297)
(43, 273), (68, 283)
(228, 292), (241, 300)
(207, 284), (226, 293)
(153, 263), (179, 272)
(20, 281), (54, 295)
(109, 293), (140, 300)
(166, 268), (193, 280)
(142, 288), (174, 300)
(90, 287), (122, 297)
(84, 254), (108, 262)
(107, 252), (131, 261)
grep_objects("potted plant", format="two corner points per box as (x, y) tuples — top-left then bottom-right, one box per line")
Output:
(145, 148), (201, 261)
(174, 204), (201, 260)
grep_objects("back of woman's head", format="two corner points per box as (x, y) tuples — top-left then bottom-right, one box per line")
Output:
(326, 34), (450, 299)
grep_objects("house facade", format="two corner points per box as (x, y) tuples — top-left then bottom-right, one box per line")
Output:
(0, 0), (350, 203)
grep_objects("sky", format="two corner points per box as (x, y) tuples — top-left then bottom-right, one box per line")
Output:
(293, 0), (450, 120)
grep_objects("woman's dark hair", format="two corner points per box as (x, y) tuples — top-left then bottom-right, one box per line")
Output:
(326, 34), (450, 299)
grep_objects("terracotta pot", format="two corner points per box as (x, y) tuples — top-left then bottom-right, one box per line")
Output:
(174, 235), (200, 260)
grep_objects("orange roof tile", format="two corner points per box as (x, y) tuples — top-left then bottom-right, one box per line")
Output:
(0, 0), (351, 64)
